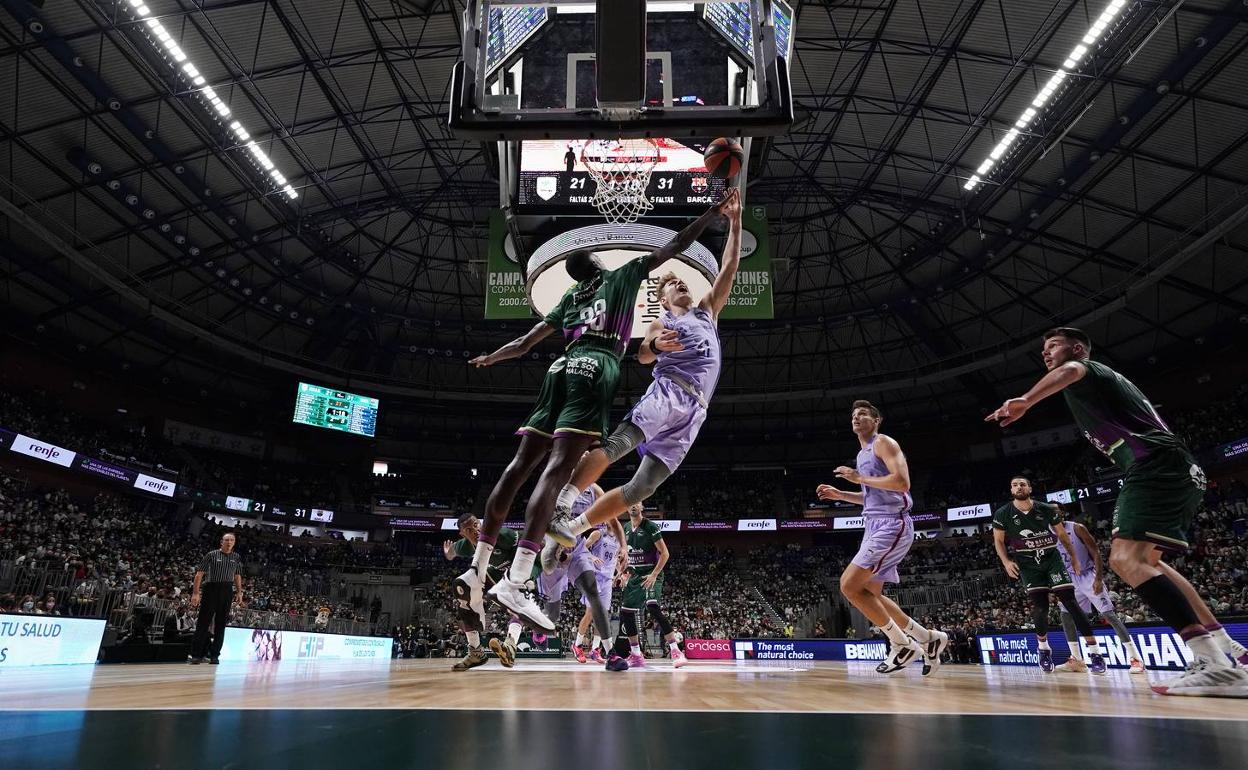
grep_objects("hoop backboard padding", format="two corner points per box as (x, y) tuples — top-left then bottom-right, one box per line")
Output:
(450, 0), (793, 141)
(595, 0), (647, 108)
(580, 138), (660, 224)
(525, 223), (719, 339)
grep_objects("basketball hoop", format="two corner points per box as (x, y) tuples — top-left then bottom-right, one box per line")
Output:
(580, 137), (660, 224)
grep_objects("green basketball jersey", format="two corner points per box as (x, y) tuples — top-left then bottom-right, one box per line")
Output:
(991, 500), (1060, 553)
(543, 257), (650, 359)
(452, 526), (518, 567)
(624, 517), (664, 576)
(1062, 360), (1184, 472)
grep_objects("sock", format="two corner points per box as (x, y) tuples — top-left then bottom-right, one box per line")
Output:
(509, 542), (539, 583)
(575, 634), (586, 647)
(669, 640), (680, 653)
(904, 618), (933, 644)
(592, 634), (603, 651)
(1037, 638), (1051, 652)
(1184, 631), (1230, 667)
(880, 620), (909, 646)
(600, 638), (613, 655)
(1060, 613), (1083, 661)
(630, 643), (641, 656)
(1084, 639), (1102, 657)
(570, 513), (592, 537)
(1207, 625), (1248, 656)
(466, 631), (480, 648)
(1133, 574), (1201, 634)
(507, 622), (522, 645)
(472, 540), (495, 580)
(556, 484), (581, 513)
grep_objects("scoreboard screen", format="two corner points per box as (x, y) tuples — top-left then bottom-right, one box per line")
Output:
(517, 138), (730, 212)
(703, 0), (794, 60)
(486, 6), (548, 73)
(292, 383), (379, 438)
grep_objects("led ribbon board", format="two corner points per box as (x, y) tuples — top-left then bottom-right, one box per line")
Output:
(526, 223), (719, 340)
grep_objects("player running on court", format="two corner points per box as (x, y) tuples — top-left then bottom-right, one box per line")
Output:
(459, 195), (734, 634)
(987, 327), (1248, 696)
(543, 189), (742, 554)
(567, 519), (626, 664)
(1051, 508), (1146, 675)
(442, 514), (527, 671)
(616, 503), (685, 669)
(991, 476), (1107, 675)
(817, 400), (949, 676)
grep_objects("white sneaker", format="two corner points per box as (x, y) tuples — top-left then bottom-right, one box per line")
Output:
(488, 576), (556, 634)
(453, 568), (484, 620)
(875, 640), (922, 674)
(1151, 658), (1248, 697)
(1129, 657), (1147, 675)
(1054, 658), (1088, 673)
(540, 536), (563, 575)
(547, 512), (578, 548)
(920, 631), (949, 677)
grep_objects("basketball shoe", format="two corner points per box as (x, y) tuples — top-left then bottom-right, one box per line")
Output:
(490, 637), (518, 669)
(572, 643), (588, 663)
(1151, 658), (1248, 697)
(671, 648), (688, 668)
(627, 652), (647, 669)
(1038, 649), (1054, 673)
(547, 512), (578, 549)
(876, 640), (922, 674)
(488, 576), (555, 634)
(605, 654), (629, 672)
(1088, 652), (1107, 675)
(1129, 657), (1147, 675)
(453, 568), (485, 620)
(920, 630), (950, 677)
(452, 646), (488, 672)
(540, 537), (563, 575)
(1054, 657), (1088, 673)
(590, 648), (605, 664)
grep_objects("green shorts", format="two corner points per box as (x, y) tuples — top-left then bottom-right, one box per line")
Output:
(1018, 549), (1072, 593)
(1112, 449), (1205, 552)
(621, 571), (664, 610)
(518, 349), (619, 439)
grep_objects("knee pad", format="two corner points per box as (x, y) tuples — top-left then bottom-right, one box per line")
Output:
(620, 608), (640, 637)
(602, 422), (644, 463)
(620, 456), (672, 506)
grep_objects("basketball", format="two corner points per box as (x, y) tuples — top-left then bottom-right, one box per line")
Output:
(704, 137), (744, 179)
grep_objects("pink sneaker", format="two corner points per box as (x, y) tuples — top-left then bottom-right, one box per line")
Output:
(671, 649), (687, 668)
(627, 653), (646, 669)
(572, 644), (587, 664)
(590, 649), (605, 664)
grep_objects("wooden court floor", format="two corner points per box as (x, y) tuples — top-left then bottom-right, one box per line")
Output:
(2, 659), (1246, 769)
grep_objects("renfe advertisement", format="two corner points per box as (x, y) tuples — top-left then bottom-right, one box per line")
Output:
(0, 615), (106, 667)
(218, 627), (392, 662)
(977, 622), (1248, 671)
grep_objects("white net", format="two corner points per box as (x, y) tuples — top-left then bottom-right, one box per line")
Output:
(579, 138), (661, 224)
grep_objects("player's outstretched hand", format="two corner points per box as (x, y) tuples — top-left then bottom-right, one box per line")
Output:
(654, 329), (684, 353)
(442, 540), (455, 559)
(469, 354), (493, 368)
(985, 397), (1029, 427)
(816, 484), (844, 501)
(716, 187), (742, 219)
(833, 466), (862, 484)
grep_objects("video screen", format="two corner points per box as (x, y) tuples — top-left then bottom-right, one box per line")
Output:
(292, 382), (379, 438)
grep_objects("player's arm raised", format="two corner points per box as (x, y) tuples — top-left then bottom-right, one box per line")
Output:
(1075, 522), (1106, 592)
(985, 361), (1087, 427)
(642, 190), (736, 273)
(700, 187), (743, 318)
(638, 317), (682, 365)
(835, 435), (910, 493)
(469, 319), (557, 367)
(1051, 519), (1083, 576)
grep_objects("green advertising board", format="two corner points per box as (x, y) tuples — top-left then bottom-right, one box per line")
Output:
(484, 210), (534, 320)
(720, 205), (774, 320)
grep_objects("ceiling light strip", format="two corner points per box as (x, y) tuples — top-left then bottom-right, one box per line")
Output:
(124, 0), (298, 199)
(964, 0), (1128, 191)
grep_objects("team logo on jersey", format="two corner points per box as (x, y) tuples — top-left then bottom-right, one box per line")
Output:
(536, 176), (558, 200)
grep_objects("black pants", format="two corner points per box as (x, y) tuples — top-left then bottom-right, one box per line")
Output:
(192, 583), (233, 659)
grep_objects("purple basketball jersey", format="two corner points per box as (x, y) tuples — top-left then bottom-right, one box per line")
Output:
(652, 306), (721, 401)
(1056, 521), (1094, 577)
(857, 434), (912, 517)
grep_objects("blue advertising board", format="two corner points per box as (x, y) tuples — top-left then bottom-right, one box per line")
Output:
(976, 622), (1248, 671)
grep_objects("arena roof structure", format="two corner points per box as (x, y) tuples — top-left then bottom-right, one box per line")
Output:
(2, 0), (1247, 441)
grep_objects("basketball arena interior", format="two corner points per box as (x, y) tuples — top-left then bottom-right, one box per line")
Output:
(2, 1), (1247, 768)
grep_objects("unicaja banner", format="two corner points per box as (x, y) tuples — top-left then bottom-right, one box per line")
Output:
(485, 210), (533, 320)
(719, 205), (774, 320)
(0, 615), (106, 667)
(684, 639), (732, 660)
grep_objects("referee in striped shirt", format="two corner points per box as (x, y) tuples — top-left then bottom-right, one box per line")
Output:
(189, 532), (243, 664)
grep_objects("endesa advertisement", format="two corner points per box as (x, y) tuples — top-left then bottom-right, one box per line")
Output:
(977, 622), (1248, 671)
(218, 627), (392, 662)
(683, 639), (732, 660)
(732, 639), (888, 662)
(0, 615), (106, 667)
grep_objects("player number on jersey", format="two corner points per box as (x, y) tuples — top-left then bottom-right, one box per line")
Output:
(579, 298), (608, 331)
